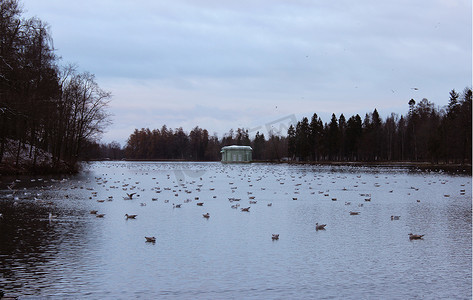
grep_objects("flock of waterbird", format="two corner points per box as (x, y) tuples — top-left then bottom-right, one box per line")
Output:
(1, 163), (469, 244)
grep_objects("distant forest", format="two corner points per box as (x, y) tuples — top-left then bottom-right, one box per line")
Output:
(94, 87), (471, 165)
(0, 1), (111, 172)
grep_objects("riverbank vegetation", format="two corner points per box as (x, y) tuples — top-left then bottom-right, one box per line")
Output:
(122, 87), (471, 167)
(0, 0), (111, 174)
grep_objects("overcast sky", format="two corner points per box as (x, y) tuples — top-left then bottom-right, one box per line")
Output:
(21, 0), (472, 146)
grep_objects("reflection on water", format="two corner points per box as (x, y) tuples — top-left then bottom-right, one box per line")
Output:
(0, 162), (471, 299)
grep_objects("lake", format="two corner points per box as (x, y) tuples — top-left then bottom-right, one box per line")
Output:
(0, 161), (471, 299)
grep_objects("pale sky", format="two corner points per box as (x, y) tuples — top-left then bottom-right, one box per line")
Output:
(21, 0), (472, 146)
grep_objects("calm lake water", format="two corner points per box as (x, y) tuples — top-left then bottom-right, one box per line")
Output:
(0, 161), (471, 299)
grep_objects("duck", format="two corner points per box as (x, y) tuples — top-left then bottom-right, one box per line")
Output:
(96, 213), (105, 218)
(145, 236), (156, 243)
(272, 234), (279, 240)
(125, 214), (137, 219)
(89, 210), (98, 214)
(196, 202), (204, 206)
(349, 211), (360, 215)
(267, 203), (272, 207)
(173, 203), (182, 208)
(241, 207), (250, 212)
(408, 233), (424, 240)
(315, 223), (326, 230)
(391, 215), (400, 220)
(203, 213), (210, 219)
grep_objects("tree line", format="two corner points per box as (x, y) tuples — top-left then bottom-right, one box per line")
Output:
(120, 88), (471, 165)
(121, 126), (288, 162)
(0, 0), (111, 172)
(288, 88), (471, 164)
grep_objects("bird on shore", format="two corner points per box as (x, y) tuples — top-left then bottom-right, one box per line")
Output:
(125, 214), (137, 219)
(316, 223), (326, 230)
(408, 233), (424, 240)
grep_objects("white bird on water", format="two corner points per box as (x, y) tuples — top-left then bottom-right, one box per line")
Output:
(48, 212), (57, 221)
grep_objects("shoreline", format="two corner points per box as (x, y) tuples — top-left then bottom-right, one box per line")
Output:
(0, 162), (78, 177)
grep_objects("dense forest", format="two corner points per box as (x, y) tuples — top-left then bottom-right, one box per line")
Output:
(117, 126), (286, 162)
(121, 87), (471, 165)
(287, 89), (471, 164)
(0, 0), (111, 173)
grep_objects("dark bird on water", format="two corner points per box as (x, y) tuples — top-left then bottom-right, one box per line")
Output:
(316, 223), (326, 230)
(408, 233), (424, 240)
(125, 193), (136, 199)
(145, 236), (156, 243)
